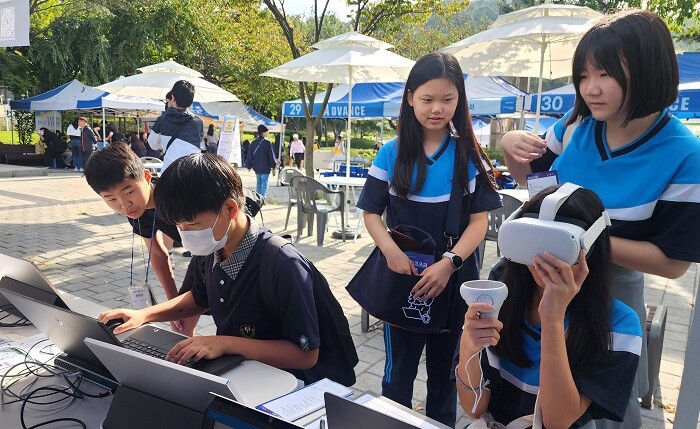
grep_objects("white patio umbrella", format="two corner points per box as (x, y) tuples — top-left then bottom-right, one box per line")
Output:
(262, 32), (415, 239)
(136, 60), (204, 77)
(98, 69), (238, 102)
(442, 4), (602, 133)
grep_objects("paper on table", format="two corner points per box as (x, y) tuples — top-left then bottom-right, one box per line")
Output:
(257, 378), (352, 421)
(354, 393), (443, 429)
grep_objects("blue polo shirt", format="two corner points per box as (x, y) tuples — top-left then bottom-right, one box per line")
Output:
(531, 109), (700, 262)
(190, 228), (320, 378)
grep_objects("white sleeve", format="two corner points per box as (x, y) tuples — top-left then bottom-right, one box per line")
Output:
(148, 131), (163, 150)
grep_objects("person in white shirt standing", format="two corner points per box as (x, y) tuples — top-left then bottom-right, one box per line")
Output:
(289, 133), (305, 169)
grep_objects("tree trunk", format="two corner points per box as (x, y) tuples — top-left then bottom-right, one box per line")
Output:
(305, 119), (316, 176)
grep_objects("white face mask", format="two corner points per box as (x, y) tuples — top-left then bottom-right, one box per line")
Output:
(178, 212), (229, 256)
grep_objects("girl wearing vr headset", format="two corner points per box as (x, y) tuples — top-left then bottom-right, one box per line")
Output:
(499, 10), (700, 428)
(356, 52), (501, 427)
(458, 186), (642, 429)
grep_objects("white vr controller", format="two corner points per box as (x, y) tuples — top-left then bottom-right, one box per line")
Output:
(460, 280), (508, 319)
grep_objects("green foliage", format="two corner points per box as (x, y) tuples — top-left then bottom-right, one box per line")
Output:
(348, 137), (375, 149)
(0, 130), (40, 145)
(349, 148), (376, 164)
(14, 111), (36, 145)
(0, 50), (35, 97)
(484, 144), (504, 166)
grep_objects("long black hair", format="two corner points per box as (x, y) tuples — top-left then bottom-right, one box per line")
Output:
(393, 52), (495, 199)
(494, 185), (612, 371)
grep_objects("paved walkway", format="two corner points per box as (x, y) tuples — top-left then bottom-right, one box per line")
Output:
(0, 165), (695, 428)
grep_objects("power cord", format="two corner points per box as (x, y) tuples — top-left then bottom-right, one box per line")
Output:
(0, 305), (31, 327)
(0, 339), (113, 429)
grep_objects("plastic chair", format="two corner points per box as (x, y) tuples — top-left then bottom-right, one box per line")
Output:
(279, 167), (302, 186)
(642, 304), (667, 409)
(282, 170), (305, 230)
(478, 193), (523, 268)
(291, 176), (345, 246)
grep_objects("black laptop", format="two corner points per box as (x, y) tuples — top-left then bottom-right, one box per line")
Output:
(0, 289), (244, 383)
(324, 392), (420, 429)
(201, 392), (303, 429)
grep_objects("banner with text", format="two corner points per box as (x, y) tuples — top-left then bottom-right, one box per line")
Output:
(217, 116), (242, 167)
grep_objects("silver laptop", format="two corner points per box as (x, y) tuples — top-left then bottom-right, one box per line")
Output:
(201, 392), (304, 429)
(0, 252), (68, 311)
(85, 338), (241, 413)
(324, 393), (419, 429)
(0, 289), (244, 382)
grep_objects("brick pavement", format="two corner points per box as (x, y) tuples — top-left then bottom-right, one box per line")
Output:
(0, 164), (696, 428)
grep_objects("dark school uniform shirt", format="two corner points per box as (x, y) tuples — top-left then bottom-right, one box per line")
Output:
(190, 219), (320, 380)
(127, 208), (181, 243)
(531, 109), (700, 263)
(481, 300), (642, 427)
(357, 133), (502, 279)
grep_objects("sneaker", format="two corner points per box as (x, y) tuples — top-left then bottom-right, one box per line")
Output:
(183, 251), (192, 258)
(74, 167), (79, 172)
(79, 168), (84, 172)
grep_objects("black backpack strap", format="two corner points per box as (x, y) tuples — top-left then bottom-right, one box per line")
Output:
(444, 142), (463, 250)
(259, 235), (292, 322)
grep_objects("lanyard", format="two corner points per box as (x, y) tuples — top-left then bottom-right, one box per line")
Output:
(130, 211), (157, 285)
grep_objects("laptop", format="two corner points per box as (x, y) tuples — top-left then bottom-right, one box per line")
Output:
(0, 252), (68, 312)
(201, 392), (304, 429)
(324, 392), (419, 429)
(84, 338), (242, 413)
(0, 289), (244, 385)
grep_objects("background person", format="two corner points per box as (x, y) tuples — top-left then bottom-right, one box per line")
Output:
(67, 118), (82, 172)
(356, 52), (501, 427)
(78, 117), (97, 169)
(147, 80), (204, 171)
(290, 133), (305, 169)
(499, 10), (700, 428)
(245, 125), (277, 198)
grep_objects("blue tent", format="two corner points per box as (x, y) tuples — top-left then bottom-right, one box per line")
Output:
(282, 76), (526, 119)
(190, 101), (282, 132)
(10, 79), (108, 111)
(529, 52), (700, 116)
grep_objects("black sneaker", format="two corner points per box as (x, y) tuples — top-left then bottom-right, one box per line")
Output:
(183, 251), (192, 257)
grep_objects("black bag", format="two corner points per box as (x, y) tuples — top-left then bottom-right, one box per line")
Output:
(346, 224), (458, 333)
(346, 151), (465, 333)
(259, 235), (359, 387)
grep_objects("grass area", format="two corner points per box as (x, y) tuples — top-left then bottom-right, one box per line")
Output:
(0, 130), (40, 145)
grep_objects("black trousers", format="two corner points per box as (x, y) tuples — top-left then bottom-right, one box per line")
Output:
(381, 293), (466, 428)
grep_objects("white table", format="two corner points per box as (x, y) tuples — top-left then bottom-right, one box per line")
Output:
(498, 188), (528, 202)
(317, 176), (367, 240)
(143, 161), (163, 174)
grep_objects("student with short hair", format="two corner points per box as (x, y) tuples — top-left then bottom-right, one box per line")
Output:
(84, 143), (200, 336)
(245, 125), (277, 197)
(147, 80), (204, 170)
(499, 10), (700, 429)
(98, 153), (320, 380)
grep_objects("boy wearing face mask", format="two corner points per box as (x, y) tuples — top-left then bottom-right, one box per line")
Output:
(84, 143), (200, 337)
(98, 153), (320, 380)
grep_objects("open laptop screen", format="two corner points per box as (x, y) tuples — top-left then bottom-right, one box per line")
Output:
(202, 393), (303, 429)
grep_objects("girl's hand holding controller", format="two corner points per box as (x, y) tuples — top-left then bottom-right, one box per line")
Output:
(460, 303), (503, 356)
(534, 250), (589, 323)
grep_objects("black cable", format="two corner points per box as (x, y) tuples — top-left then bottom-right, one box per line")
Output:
(20, 386), (86, 429)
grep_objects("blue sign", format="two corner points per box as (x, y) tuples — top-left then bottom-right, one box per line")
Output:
(529, 94), (576, 114)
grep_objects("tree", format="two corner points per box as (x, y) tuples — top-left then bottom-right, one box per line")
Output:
(261, 0), (468, 175)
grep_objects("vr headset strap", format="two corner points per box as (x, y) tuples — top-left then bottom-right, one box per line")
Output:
(539, 182), (581, 221)
(580, 210), (612, 251)
(444, 145), (463, 250)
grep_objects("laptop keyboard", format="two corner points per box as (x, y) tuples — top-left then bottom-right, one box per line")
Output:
(122, 337), (169, 359)
(121, 336), (210, 370)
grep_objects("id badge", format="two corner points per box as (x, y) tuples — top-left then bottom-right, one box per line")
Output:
(526, 170), (559, 200)
(129, 282), (152, 310)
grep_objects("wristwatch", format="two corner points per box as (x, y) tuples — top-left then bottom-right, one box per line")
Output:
(442, 251), (463, 270)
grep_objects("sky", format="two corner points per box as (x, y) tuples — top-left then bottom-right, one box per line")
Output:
(281, 1), (354, 19)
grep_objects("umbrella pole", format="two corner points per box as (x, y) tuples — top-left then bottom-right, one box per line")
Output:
(533, 39), (546, 135)
(102, 108), (106, 142)
(333, 67), (355, 240)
